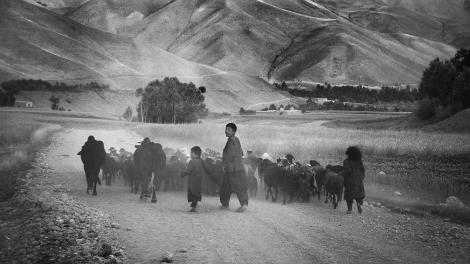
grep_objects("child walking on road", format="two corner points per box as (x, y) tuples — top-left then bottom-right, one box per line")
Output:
(181, 146), (209, 212)
(343, 146), (366, 214)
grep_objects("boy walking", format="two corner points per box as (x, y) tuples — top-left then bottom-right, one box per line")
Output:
(219, 123), (249, 213)
(181, 146), (208, 212)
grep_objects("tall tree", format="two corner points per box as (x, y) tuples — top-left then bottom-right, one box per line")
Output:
(138, 77), (208, 124)
(135, 87), (144, 123)
(123, 106), (133, 121)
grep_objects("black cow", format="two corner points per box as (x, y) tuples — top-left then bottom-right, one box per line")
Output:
(121, 158), (138, 193)
(297, 165), (317, 203)
(324, 170), (344, 209)
(162, 156), (186, 192)
(133, 141), (166, 202)
(102, 156), (118, 186)
(259, 159), (285, 202)
(77, 136), (106, 195)
(203, 158), (223, 195)
(326, 165), (345, 174)
(244, 164), (258, 197)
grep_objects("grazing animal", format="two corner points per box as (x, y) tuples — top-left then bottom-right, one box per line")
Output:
(162, 156), (186, 192)
(133, 141), (167, 202)
(326, 165), (345, 174)
(244, 164), (258, 197)
(203, 158), (223, 195)
(323, 169), (344, 209)
(298, 165), (317, 202)
(310, 165), (327, 201)
(77, 136), (106, 195)
(259, 159), (284, 202)
(102, 155), (118, 186)
(122, 158), (138, 193)
(281, 165), (302, 204)
(309, 160), (321, 167)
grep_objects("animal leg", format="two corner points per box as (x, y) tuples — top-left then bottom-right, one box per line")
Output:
(92, 181), (97, 196)
(265, 186), (271, 200)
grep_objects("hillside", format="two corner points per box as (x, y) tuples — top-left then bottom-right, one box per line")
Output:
(0, 0), (286, 112)
(15, 90), (138, 118)
(66, 0), (459, 85)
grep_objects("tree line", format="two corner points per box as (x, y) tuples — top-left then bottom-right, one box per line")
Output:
(1, 79), (109, 93)
(416, 48), (470, 120)
(273, 82), (418, 103)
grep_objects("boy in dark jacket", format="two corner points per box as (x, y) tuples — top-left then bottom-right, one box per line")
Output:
(181, 146), (209, 212)
(343, 146), (365, 214)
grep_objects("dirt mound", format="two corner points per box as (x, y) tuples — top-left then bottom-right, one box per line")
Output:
(424, 109), (470, 133)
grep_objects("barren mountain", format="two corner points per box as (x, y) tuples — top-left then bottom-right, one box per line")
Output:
(0, 0), (285, 112)
(66, 0), (463, 85)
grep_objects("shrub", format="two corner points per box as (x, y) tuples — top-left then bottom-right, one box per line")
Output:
(415, 97), (440, 120)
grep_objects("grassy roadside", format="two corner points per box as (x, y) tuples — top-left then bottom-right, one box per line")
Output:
(0, 111), (61, 201)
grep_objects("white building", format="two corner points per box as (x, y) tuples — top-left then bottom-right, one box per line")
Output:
(312, 98), (329, 105)
(15, 100), (33, 108)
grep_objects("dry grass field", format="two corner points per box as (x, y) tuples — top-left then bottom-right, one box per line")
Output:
(133, 112), (470, 206)
(0, 111), (60, 200)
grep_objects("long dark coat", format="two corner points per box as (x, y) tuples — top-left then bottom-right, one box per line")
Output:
(342, 159), (365, 201)
(182, 158), (208, 202)
(222, 136), (244, 173)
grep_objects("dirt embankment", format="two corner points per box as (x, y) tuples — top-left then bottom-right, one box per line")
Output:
(0, 132), (127, 263)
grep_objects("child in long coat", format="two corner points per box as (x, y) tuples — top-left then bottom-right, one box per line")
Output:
(181, 146), (209, 212)
(343, 146), (365, 214)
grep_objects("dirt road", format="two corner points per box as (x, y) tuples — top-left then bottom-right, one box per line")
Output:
(41, 128), (469, 264)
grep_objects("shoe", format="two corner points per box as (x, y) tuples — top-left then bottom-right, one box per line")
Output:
(190, 207), (197, 212)
(219, 205), (229, 210)
(357, 205), (363, 214)
(346, 210), (352, 214)
(236, 205), (247, 213)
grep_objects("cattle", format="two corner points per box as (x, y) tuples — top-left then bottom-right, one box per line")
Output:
(162, 156), (186, 192)
(203, 158), (223, 195)
(133, 141), (166, 202)
(121, 158), (139, 193)
(102, 155), (118, 186)
(297, 165), (317, 202)
(324, 169), (344, 209)
(311, 165), (327, 201)
(312, 165), (344, 209)
(326, 165), (345, 174)
(244, 164), (258, 197)
(77, 136), (106, 195)
(258, 159), (284, 202)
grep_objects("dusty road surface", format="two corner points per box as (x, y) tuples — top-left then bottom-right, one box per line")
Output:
(41, 128), (469, 264)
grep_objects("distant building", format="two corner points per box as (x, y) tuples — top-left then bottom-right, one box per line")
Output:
(15, 100), (33, 108)
(282, 105), (302, 115)
(312, 98), (329, 105)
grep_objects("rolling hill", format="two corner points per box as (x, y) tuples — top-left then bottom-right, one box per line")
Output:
(1, 0), (469, 114)
(65, 0), (461, 85)
(0, 0), (286, 113)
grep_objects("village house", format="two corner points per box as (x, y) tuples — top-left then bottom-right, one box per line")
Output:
(14, 100), (33, 108)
